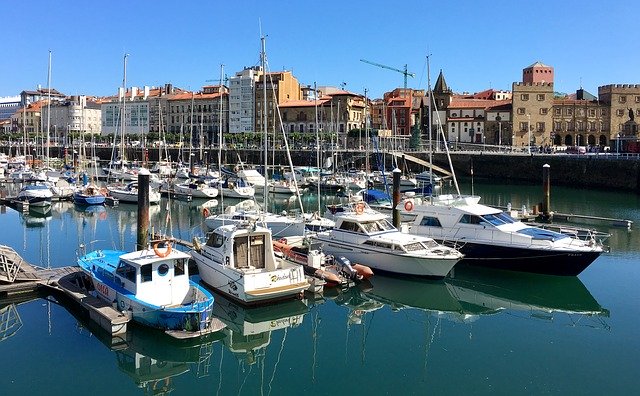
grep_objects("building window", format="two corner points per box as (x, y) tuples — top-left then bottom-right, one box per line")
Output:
(554, 121), (562, 131)
(536, 122), (545, 132)
(519, 122), (528, 132)
(566, 108), (573, 116)
(576, 121), (584, 131)
(601, 109), (607, 116)
(635, 96), (640, 103)
(520, 94), (529, 101)
(540, 108), (548, 115)
(588, 109), (596, 117)
(537, 94), (545, 101)
(517, 108), (525, 115)
(619, 96), (627, 103)
(554, 108), (561, 116)
(617, 109), (625, 116)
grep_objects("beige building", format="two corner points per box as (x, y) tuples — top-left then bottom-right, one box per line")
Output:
(255, 71), (301, 134)
(42, 96), (102, 141)
(511, 82), (554, 148)
(598, 84), (640, 140)
(10, 102), (42, 136)
(166, 85), (228, 146)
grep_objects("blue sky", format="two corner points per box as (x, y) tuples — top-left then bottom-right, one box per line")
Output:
(2, 0), (638, 99)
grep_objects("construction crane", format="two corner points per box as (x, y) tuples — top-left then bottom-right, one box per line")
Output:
(360, 59), (415, 89)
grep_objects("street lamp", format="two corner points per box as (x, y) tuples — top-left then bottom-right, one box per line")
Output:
(616, 133), (620, 154)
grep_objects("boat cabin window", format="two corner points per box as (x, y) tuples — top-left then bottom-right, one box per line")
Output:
(419, 216), (442, 227)
(206, 232), (225, 248)
(339, 221), (361, 233)
(140, 264), (152, 282)
(116, 260), (137, 283)
(364, 240), (393, 250)
(404, 242), (426, 252)
(158, 263), (170, 276)
(459, 214), (491, 226)
(481, 212), (516, 226)
(175, 258), (186, 276)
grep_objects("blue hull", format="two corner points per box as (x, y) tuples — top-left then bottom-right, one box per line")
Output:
(74, 194), (105, 206)
(78, 250), (215, 332)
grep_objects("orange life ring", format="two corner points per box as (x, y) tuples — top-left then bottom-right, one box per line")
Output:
(153, 240), (172, 258)
(355, 202), (365, 215)
(404, 200), (414, 211)
(202, 207), (211, 217)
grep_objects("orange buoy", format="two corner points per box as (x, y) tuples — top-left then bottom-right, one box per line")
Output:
(153, 240), (172, 258)
(202, 207), (211, 217)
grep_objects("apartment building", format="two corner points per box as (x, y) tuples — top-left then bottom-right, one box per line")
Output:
(255, 71), (301, 134)
(229, 66), (262, 133)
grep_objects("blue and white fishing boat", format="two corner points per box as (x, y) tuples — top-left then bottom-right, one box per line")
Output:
(77, 244), (216, 333)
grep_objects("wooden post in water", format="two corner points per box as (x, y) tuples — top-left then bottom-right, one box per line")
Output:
(392, 168), (401, 228)
(137, 168), (150, 251)
(542, 163), (551, 219)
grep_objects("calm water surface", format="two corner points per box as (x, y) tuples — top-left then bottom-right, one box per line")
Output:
(0, 180), (638, 395)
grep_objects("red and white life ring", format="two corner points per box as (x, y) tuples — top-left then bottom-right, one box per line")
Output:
(404, 200), (414, 211)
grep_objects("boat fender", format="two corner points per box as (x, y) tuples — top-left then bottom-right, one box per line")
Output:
(355, 202), (365, 215)
(153, 240), (172, 258)
(202, 207), (211, 217)
(404, 200), (414, 211)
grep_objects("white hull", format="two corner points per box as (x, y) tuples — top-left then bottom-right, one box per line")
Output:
(108, 188), (161, 204)
(316, 237), (459, 277)
(191, 250), (307, 304)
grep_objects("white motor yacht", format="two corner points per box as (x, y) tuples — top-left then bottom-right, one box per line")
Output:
(399, 194), (604, 276)
(313, 202), (463, 278)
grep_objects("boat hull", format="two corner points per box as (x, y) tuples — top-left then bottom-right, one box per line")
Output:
(316, 238), (459, 279)
(444, 241), (601, 276)
(191, 250), (308, 306)
(73, 194), (106, 206)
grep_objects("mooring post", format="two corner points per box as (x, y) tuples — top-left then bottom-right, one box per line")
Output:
(542, 163), (551, 219)
(137, 168), (150, 251)
(392, 168), (401, 228)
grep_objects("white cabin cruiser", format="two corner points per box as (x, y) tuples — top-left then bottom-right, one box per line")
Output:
(399, 194), (604, 276)
(313, 202), (463, 278)
(191, 221), (309, 305)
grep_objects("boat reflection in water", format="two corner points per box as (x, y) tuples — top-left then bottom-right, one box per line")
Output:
(0, 292), (42, 342)
(322, 281), (384, 325)
(446, 265), (609, 321)
(69, 303), (225, 395)
(363, 266), (608, 325)
(211, 291), (308, 366)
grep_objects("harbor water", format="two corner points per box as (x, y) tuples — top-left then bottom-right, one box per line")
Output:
(0, 179), (638, 395)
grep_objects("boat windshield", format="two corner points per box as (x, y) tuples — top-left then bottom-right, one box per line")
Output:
(480, 212), (517, 226)
(404, 242), (426, 252)
(360, 219), (396, 233)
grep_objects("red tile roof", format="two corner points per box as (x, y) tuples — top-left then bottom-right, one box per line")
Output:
(279, 99), (331, 108)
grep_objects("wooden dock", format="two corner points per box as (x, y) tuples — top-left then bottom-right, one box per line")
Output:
(0, 245), (131, 335)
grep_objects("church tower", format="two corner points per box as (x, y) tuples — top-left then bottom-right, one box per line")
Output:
(522, 61), (554, 84)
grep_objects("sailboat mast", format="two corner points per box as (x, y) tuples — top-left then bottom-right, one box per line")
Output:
(427, 54), (433, 191)
(121, 53), (128, 167)
(314, 82), (320, 214)
(218, 63), (224, 208)
(261, 36), (268, 210)
(46, 50), (52, 168)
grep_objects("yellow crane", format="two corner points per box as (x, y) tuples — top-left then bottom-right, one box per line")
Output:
(360, 59), (415, 89)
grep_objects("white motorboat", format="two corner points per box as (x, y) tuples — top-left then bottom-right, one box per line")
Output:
(204, 200), (307, 238)
(216, 177), (255, 199)
(191, 221), (309, 305)
(107, 181), (161, 204)
(173, 178), (219, 199)
(16, 183), (54, 207)
(313, 202), (463, 278)
(399, 194), (604, 276)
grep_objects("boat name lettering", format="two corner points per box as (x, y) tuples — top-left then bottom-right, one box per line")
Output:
(270, 274), (290, 282)
(96, 282), (110, 296)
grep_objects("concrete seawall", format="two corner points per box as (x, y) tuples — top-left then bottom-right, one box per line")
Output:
(15, 147), (640, 193)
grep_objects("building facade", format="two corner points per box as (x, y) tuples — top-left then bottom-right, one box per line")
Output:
(229, 66), (262, 133)
(255, 71), (301, 135)
(41, 96), (102, 142)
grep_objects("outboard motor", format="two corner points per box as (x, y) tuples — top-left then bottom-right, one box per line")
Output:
(335, 256), (363, 281)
